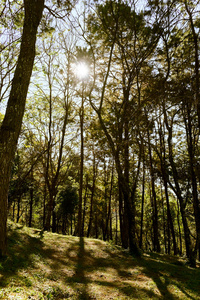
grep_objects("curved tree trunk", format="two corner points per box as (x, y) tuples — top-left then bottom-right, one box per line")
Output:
(0, 0), (44, 257)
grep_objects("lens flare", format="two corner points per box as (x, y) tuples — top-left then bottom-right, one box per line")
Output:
(74, 62), (89, 80)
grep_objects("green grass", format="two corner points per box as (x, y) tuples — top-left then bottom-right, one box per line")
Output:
(0, 221), (200, 299)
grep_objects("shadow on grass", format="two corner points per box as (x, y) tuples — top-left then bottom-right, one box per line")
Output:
(63, 239), (163, 299)
(1, 225), (200, 299)
(138, 253), (200, 300)
(0, 226), (46, 288)
(74, 237), (90, 300)
(64, 241), (200, 299)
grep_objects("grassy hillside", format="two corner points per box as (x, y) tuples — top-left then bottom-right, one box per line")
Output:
(0, 222), (200, 300)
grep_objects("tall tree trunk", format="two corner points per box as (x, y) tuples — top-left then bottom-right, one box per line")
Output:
(82, 175), (88, 236)
(115, 200), (118, 244)
(118, 179), (129, 249)
(139, 162), (145, 249)
(29, 185), (34, 228)
(44, 87), (69, 232)
(93, 97), (140, 256)
(165, 112), (195, 266)
(52, 198), (56, 233)
(43, 183), (47, 229)
(109, 164), (114, 240)
(159, 129), (177, 255)
(184, 3), (200, 264)
(102, 158), (108, 241)
(87, 153), (97, 237)
(164, 181), (177, 255)
(161, 186), (167, 254)
(29, 167), (34, 228)
(12, 201), (16, 221)
(184, 2), (200, 129)
(184, 102), (200, 263)
(177, 200), (182, 255)
(77, 88), (84, 237)
(0, 0), (44, 257)
(16, 196), (21, 223)
(45, 191), (53, 231)
(147, 128), (161, 253)
(104, 159), (114, 240)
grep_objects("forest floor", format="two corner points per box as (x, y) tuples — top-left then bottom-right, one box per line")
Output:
(0, 222), (200, 300)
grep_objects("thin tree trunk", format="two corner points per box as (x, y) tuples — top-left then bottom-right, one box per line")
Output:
(184, 101), (200, 263)
(139, 154), (145, 249)
(16, 196), (21, 223)
(95, 212), (98, 239)
(161, 185), (167, 254)
(147, 128), (160, 253)
(118, 180), (128, 249)
(185, 2), (200, 129)
(82, 175), (88, 236)
(29, 185), (33, 228)
(12, 201), (16, 221)
(115, 200), (118, 244)
(165, 111), (195, 266)
(109, 165), (114, 241)
(160, 137), (177, 255)
(158, 125), (178, 255)
(52, 198), (56, 233)
(77, 87), (84, 237)
(87, 154), (97, 238)
(43, 183), (47, 229)
(94, 107), (140, 256)
(29, 168), (34, 228)
(104, 160), (114, 240)
(177, 200), (182, 255)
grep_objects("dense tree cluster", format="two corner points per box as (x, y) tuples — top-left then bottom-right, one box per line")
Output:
(0, 0), (200, 267)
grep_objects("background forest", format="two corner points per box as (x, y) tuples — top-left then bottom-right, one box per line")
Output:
(0, 0), (200, 268)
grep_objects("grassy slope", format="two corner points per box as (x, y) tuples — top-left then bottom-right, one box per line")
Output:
(0, 222), (200, 300)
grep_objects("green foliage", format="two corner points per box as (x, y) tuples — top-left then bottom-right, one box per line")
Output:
(0, 112), (4, 124)
(57, 185), (78, 216)
(2, 0), (200, 263)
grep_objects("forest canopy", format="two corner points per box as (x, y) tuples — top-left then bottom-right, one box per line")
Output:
(0, 0), (200, 267)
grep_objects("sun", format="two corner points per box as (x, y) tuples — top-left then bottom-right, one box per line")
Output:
(74, 62), (89, 80)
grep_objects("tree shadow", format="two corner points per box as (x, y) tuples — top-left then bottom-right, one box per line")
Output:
(137, 253), (200, 300)
(1, 226), (200, 299)
(39, 238), (200, 299)
(73, 237), (91, 299)
(0, 227), (46, 287)
(64, 240), (163, 299)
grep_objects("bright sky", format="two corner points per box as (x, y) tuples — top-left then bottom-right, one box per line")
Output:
(74, 62), (89, 80)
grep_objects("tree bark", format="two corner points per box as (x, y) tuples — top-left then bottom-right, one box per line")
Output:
(29, 168), (34, 228)
(82, 174), (89, 236)
(87, 153), (97, 237)
(184, 1), (200, 129)
(183, 101), (200, 264)
(118, 179), (128, 249)
(77, 87), (84, 237)
(147, 128), (161, 253)
(159, 128), (177, 255)
(0, 0), (44, 257)
(139, 161), (145, 249)
(164, 111), (195, 266)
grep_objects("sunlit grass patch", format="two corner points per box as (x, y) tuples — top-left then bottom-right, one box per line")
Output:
(0, 221), (200, 299)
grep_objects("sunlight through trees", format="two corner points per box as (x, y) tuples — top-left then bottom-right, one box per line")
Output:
(0, 0), (200, 267)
